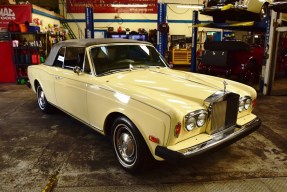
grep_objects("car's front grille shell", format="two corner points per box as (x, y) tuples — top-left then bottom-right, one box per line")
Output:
(206, 92), (239, 134)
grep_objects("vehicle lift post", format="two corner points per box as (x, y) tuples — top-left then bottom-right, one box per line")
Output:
(191, 11), (199, 72)
(263, 9), (281, 95)
(85, 7), (94, 38)
(157, 3), (168, 56)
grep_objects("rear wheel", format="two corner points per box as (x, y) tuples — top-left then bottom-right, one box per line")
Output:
(260, 3), (269, 21)
(112, 116), (152, 173)
(240, 61), (259, 85)
(36, 85), (52, 113)
(242, 69), (256, 85)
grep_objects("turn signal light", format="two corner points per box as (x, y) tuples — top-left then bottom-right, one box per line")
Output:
(175, 122), (181, 137)
(252, 99), (257, 108)
(149, 135), (159, 144)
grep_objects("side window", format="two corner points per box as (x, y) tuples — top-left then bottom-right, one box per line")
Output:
(63, 47), (85, 70)
(53, 47), (66, 67)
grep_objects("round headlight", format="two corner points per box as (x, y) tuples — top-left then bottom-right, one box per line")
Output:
(186, 116), (196, 131)
(197, 113), (207, 127)
(239, 99), (244, 112)
(244, 98), (251, 110)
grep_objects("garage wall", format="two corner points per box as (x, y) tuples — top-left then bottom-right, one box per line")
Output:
(32, 4), (63, 31)
(32, 13), (61, 31)
(59, 0), (218, 39)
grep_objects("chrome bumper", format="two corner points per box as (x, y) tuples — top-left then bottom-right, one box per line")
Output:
(155, 117), (261, 161)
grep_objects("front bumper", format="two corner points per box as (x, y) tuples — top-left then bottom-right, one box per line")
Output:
(155, 117), (261, 161)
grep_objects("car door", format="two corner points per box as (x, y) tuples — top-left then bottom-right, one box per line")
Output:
(54, 47), (90, 123)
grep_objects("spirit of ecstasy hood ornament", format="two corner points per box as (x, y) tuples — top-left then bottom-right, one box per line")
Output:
(223, 80), (228, 93)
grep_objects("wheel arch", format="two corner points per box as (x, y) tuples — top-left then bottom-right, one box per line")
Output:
(34, 79), (40, 92)
(104, 111), (148, 143)
(102, 109), (163, 160)
(259, 2), (270, 17)
(103, 112), (124, 137)
(246, 57), (260, 72)
(104, 112), (148, 138)
(240, 57), (261, 84)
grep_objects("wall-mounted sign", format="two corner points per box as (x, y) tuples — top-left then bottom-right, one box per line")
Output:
(67, 0), (157, 14)
(0, 4), (32, 29)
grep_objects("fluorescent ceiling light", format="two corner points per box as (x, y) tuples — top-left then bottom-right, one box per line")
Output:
(111, 4), (148, 8)
(177, 5), (204, 9)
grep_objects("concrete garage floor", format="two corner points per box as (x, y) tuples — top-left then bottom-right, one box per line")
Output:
(0, 84), (287, 192)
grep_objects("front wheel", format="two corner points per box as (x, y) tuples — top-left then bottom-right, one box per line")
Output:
(37, 85), (52, 113)
(112, 117), (151, 173)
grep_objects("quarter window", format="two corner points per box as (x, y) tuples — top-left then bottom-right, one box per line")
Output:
(53, 47), (66, 67)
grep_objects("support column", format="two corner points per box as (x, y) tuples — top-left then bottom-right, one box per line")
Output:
(85, 7), (94, 39)
(191, 11), (199, 72)
(263, 10), (278, 95)
(157, 3), (168, 56)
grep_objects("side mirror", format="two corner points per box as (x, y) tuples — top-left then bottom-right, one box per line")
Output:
(73, 66), (81, 75)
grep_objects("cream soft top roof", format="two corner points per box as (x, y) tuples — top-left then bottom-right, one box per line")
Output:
(45, 38), (152, 65)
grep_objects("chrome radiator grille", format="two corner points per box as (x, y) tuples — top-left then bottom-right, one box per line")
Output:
(209, 93), (239, 134)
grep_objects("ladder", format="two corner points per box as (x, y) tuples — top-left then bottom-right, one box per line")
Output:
(61, 20), (77, 39)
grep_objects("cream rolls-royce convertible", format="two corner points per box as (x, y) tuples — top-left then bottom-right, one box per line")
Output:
(27, 39), (261, 172)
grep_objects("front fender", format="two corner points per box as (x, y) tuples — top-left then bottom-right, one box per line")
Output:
(87, 86), (172, 160)
(112, 99), (172, 160)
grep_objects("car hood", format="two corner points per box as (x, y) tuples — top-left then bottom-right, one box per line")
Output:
(104, 67), (253, 115)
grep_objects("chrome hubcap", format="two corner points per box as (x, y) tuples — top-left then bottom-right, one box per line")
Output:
(114, 124), (136, 165)
(118, 133), (135, 162)
(38, 89), (46, 109)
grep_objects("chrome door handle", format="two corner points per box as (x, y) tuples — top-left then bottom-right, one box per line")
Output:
(55, 76), (63, 80)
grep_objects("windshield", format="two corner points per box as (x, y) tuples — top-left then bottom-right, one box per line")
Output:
(90, 44), (168, 75)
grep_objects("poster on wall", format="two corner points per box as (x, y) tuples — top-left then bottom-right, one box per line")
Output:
(67, 0), (157, 14)
(0, 4), (32, 30)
